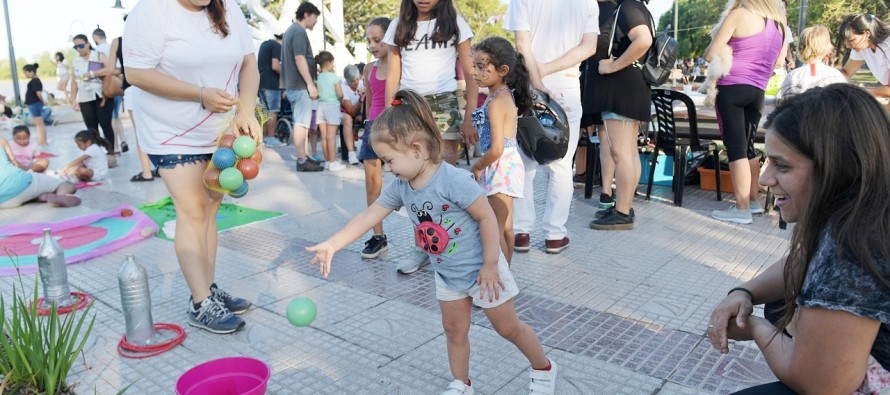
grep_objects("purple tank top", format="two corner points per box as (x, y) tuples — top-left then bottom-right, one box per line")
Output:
(368, 64), (386, 121)
(717, 18), (784, 90)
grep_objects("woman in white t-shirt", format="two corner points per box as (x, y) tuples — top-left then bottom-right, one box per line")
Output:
(70, 34), (116, 151)
(54, 52), (70, 100)
(841, 13), (890, 97)
(124, 0), (261, 334)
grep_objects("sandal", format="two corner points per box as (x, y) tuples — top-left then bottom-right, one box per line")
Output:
(121, 141), (129, 153)
(130, 173), (155, 182)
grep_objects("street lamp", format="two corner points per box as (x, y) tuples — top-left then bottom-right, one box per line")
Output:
(3, 0), (20, 107)
(112, 0), (124, 9)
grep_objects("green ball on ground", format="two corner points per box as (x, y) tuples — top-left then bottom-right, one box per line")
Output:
(286, 297), (316, 327)
(233, 136), (257, 158)
(218, 167), (244, 191)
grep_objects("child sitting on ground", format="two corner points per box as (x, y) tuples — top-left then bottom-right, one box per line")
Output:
(777, 25), (847, 104)
(61, 129), (110, 182)
(307, 90), (558, 395)
(10, 125), (48, 172)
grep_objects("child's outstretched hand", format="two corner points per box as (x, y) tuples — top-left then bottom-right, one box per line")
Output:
(306, 242), (335, 278)
(477, 264), (505, 303)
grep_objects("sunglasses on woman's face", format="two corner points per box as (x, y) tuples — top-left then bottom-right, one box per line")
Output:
(73, 44), (87, 49)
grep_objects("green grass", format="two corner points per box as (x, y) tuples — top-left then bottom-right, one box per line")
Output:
(850, 70), (880, 86)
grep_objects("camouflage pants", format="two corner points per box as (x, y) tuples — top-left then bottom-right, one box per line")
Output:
(424, 91), (462, 141)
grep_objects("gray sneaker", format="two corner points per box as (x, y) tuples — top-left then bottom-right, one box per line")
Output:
(263, 136), (286, 147)
(297, 159), (324, 172)
(187, 296), (245, 334)
(749, 199), (764, 214)
(711, 206), (753, 224)
(397, 248), (430, 274)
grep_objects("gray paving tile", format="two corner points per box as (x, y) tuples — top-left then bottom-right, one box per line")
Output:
(322, 299), (443, 359)
(668, 340), (775, 394)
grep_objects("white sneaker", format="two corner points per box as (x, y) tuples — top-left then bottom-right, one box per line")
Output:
(529, 359), (558, 395)
(347, 151), (359, 165)
(327, 161), (346, 171)
(749, 199), (764, 214)
(440, 379), (474, 395)
(711, 206), (753, 224)
(396, 248), (430, 274)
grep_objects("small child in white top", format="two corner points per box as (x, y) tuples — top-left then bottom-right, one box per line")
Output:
(10, 125), (48, 172)
(62, 129), (110, 181)
(777, 26), (848, 104)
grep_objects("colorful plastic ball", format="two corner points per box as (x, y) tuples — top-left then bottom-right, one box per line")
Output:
(203, 167), (221, 188)
(233, 136), (257, 158)
(229, 181), (249, 198)
(120, 208), (133, 217)
(218, 134), (237, 148)
(249, 149), (263, 165)
(212, 148), (237, 169)
(237, 159), (259, 180)
(218, 167), (244, 191)
(286, 297), (316, 327)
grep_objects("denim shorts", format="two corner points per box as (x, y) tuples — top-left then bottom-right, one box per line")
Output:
(111, 96), (123, 119)
(27, 101), (43, 117)
(286, 89), (313, 128)
(148, 153), (212, 169)
(358, 120), (378, 161)
(261, 89), (281, 113)
(601, 111), (637, 122)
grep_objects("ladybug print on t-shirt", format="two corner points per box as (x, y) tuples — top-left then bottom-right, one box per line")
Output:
(412, 201), (460, 256)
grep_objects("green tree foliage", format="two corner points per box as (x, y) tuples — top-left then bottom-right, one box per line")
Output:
(658, 0), (889, 60)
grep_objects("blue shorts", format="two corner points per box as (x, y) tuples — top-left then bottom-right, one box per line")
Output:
(601, 111), (637, 122)
(261, 89), (281, 113)
(148, 153), (212, 170)
(111, 96), (123, 119)
(286, 89), (313, 129)
(358, 120), (378, 162)
(27, 102), (43, 117)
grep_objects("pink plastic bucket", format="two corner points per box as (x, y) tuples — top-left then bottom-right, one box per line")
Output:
(176, 356), (270, 395)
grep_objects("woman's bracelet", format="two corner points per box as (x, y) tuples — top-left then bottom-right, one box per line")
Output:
(728, 287), (754, 302)
(198, 87), (205, 109)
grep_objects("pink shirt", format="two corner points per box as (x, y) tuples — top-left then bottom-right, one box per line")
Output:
(367, 63), (386, 121)
(11, 141), (39, 167)
(717, 18), (784, 90)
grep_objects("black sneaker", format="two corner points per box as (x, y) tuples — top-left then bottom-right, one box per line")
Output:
(297, 159), (324, 172)
(572, 173), (585, 188)
(187, 296), (245, 334)
(590, 209), (635, 230)
(595, 206), (634, 219)
(361, 235), (388, 259)
(210, 283), (252, 314)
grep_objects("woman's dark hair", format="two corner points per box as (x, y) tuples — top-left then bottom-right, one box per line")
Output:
(314, 51), (334, 68)
(372, 89), (443, 163)
(12, 125), (29, 136)
(22, 63), (38, 73)
(394, 0), (459, 48)
(841, 13), (890, 46)
(296, 1), (321, 21)
(75, 128), (111, 152)
(473, 37), (533, 114)
(72, 34), (92, 50)
(368, 17), (392, 34)
(55, 52), (64, 62)
(765, 84), (890, 335)
(207, 0), (230, 38)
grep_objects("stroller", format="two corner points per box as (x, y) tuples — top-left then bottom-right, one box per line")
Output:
(273, 94), (294, 145)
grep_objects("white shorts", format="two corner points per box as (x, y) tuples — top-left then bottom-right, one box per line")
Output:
(0, 173), (63, 208)
(123, 88), (135, 113)
(315, 102), (342, 126)
(435, 256), (520, 309)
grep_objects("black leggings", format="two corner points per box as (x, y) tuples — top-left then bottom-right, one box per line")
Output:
(715, 84), (764, 162)
(79, 98), (115, 150)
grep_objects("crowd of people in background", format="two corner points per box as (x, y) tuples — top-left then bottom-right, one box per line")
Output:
(1, 0), (889, 393)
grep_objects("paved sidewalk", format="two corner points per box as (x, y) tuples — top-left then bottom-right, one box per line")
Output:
(0, 122), (788, 394)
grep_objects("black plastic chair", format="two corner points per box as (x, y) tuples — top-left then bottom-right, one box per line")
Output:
(647, 89), (722, 206)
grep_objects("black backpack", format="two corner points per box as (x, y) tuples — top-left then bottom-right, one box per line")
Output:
(608, 2), (678, 86)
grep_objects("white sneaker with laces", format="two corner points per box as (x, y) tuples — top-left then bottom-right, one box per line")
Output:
(348, 151), (359, 165)
(396, 248), (430, 274)
(711, 205), (753, 224)
(440, 379), (474, 395)
(749, 199), (764, 214)
(529, 359), (558, 395)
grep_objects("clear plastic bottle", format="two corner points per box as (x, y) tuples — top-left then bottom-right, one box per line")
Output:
(37, 228), (72, 308)
(118, 254), (156, 346)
